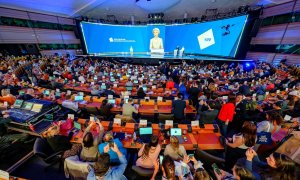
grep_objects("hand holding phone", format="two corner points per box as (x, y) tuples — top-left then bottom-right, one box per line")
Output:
(109, 141), (114, 148)
(212, 163), (221, 175)
(159, 155), (163, 164)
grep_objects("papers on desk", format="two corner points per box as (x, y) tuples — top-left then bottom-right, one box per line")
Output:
(140, 119), (147, 126)
(114, 118), (121, 125)
(166, 120), (173, 126)
(191, 120), (199, 127)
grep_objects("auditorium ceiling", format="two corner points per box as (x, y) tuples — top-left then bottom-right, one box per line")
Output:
(0, 0), (294, 21)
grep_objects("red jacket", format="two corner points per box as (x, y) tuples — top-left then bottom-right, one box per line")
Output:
(166, 81), (175, 89)
(218, 103), (235, 122)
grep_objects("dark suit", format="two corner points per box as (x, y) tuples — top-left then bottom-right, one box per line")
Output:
(199, 109), (219, 124)
(228, 101), (246, 135)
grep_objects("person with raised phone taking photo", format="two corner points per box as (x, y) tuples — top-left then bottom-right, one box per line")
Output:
(87, 142), (127, 180)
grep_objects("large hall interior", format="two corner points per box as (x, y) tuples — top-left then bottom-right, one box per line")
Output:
(0, 0), (300, 179)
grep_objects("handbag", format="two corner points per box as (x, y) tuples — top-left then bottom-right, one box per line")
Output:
(256, 122), (276, 145)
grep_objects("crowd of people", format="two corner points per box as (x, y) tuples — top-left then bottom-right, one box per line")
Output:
(0, 54), (299, 179)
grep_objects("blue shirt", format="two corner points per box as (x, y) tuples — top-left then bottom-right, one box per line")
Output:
(98, 139), (127, 163)
(87, 154), (127, 180)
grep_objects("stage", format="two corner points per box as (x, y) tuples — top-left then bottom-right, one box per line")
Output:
(77, 52), (253, 65)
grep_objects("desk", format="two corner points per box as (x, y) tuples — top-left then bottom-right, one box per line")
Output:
(71, 120), (223, 150)
(57, 99), (196, 115)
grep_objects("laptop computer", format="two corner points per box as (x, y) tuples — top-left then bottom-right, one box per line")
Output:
(43, 90), (50, 96)
(108, 99), (116, 104)
(126, 86), (133, 91)
(74, 95), (83, 101)
(170, 128), (184, 143)
(139, 127), (152, 143)
(101, 85), (106, 90)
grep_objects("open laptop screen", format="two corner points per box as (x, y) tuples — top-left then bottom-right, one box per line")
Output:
(139, 127), (152, 135)
(170, 128), (182, 136)
(108, 99), (116, 104)
(74, 96), (83, 101)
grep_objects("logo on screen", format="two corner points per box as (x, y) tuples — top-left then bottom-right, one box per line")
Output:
(197, 29), (215, 50)
(108, 37), (136, 43)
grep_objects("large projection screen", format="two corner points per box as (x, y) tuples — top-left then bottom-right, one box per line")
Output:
(81, 15), (248, 58)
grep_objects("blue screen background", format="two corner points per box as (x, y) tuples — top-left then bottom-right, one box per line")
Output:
(81, 15), (247, 57)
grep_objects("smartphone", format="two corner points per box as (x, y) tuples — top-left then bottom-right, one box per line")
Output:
(109, 141), (114, 148)
(159, 155), (163, 164)
(212, 163), (221, 175)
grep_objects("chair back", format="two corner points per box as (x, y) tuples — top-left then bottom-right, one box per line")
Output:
(64, 155), (94, 180)
(158, 114), (174, 124)
(194, 148), (225, 168)
(132, 165), (154, 177)
(33, 137), (54, 159)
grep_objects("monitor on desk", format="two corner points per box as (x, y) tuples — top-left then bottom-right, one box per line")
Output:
(140, 127), (152, 135)
(43, 90), (50, 96)
(22, 102), (34, 111)
(74, 95), (83, 101)
(13, 99), (24, 108)
(101, 85), (106, 90)
(143, 87), (147, 92)
(108, 99), (116, 104)
(170, 128), (182, 136)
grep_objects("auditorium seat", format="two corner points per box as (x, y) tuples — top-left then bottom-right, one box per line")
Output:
(131, 165), (154, 178)
(33, 137), (64, 170)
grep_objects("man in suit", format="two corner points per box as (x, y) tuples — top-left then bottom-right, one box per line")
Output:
(198, 100), (219, 124)
(172, 93), (186, 123)
(228, 94), (246, 136)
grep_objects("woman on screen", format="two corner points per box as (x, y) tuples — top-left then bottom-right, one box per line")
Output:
(150, 28), (163, 51)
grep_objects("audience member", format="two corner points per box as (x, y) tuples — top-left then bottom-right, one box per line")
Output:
(88, 143), (127, 180)
(136, 135), (161, 168)
(164, 136), (187, 161)
(80, 119), (104, 162)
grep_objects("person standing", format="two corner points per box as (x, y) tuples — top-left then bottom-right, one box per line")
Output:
(172, 93), (186, 123)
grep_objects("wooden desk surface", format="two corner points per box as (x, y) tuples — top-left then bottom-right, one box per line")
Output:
(71, 121), (223, 150)
(57, 99), (196, 114)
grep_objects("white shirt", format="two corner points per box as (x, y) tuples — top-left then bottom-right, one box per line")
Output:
(79, 76), (85, 82)
(150, 37), (163, 50)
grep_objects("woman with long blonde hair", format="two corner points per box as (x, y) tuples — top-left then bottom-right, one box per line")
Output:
(164, 136), (187, 161)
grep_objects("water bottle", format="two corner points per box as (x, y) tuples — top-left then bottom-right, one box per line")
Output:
(130, 46), (133, 55)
